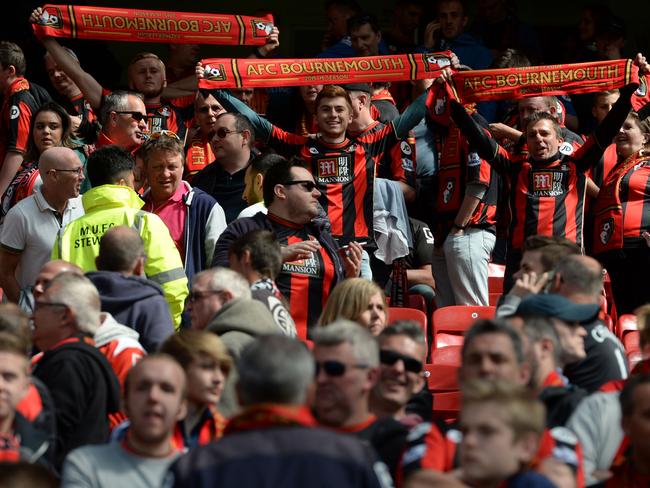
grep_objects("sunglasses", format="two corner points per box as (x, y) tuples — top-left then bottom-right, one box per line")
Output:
(284, 180), (318, 192)
(379, 349), (423, 374)
(315, 360), (368, 377)
(213, 127), (242, 139)
(114, 110), (148, 123)
(142, 130), (181, 148)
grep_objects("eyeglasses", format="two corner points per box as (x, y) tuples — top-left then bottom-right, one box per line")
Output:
(283, 180), (318, 192)
(187, 290), (225, 303)
(52, 166), (84, 176)
(213, 127), (242, 139)
(114, 111), (148, 123)
(34, 301), (69, 311)
(315, 360), (368, 377)
(379, 349), (423, 374)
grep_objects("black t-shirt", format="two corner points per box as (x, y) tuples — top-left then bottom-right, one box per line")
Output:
(563, 320), (629, 393)
(404, 218), (434, 271)
(192, 162), (247, 223)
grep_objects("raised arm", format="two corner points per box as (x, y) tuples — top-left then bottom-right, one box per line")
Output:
(30, 8), (103, 111)
(574, 83), (636, 172)
(391, 90), (428, 139)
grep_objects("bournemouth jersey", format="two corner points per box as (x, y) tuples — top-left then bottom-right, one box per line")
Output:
(146, 95), (194, 140)
(593, 152), (650, 253)
(268, 213), (337, 340)
(268, 124), (410, 245)
(0, 78), (39, 161)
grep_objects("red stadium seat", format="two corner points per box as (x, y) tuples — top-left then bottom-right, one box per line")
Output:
(388, 307), (429, 353)
(430, 345), (463, 367)
(617, 314), (638, 342)
(432, 306), (496, 349)
(425, 363), (459, 391)
(488, 263), (505, 294)
(408, 294), (427, 314)
(624, 331), (640, 353)
(432, 391), (461, 420)
(489, 293), (501, 306)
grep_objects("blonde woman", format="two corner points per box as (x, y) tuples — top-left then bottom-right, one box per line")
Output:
(318, 278), (387, 335)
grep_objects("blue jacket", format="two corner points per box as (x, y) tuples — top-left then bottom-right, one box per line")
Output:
(181, 183), (227, 284)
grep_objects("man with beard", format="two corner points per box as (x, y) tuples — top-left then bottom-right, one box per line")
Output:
(61, 355), (187, 487)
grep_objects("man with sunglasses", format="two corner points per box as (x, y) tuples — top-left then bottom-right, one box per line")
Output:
(214, 158), (362, 341)
(96, 90), (148, 152)
(192, 112), (256, 223)
(0, 147), (84, 308)
(313, 320), (410, 481)
(31, 11), (195, 139)
(184, 92), (226, 179)
(370, 322), (426, 422)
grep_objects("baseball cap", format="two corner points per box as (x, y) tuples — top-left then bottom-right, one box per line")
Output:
(516, 294), (600, 324)
(341, 83), (373, 94)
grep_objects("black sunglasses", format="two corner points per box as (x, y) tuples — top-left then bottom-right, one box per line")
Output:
(115, 110), (147, 122)
(315, 360), (368, 377)
(284, 180), (317, 192)
(379, 349), (423, 374)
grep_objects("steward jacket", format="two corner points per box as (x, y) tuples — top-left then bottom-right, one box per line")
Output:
(52, 185), (188, 327)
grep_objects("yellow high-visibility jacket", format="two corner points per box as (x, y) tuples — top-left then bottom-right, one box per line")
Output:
(52, 184), (188, 327)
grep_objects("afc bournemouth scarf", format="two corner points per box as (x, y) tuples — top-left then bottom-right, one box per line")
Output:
(32, 4), (274, 46)
(198, 52), (454, 89)
(449, 59), (639, 103)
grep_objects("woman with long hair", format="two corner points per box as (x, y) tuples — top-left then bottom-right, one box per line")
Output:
(1, 101), (90, 218)
(318, 277), (387, 335)
(593, 112), (650, 313)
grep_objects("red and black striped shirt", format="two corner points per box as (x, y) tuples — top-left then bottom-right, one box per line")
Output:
(269, 123), (413, 245)
(449, 84), (636, 252)
(0, 78), (37, 161)
(267, 213), (337, 340)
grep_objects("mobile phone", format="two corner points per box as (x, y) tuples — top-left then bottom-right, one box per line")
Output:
(542, 270), (556, 294)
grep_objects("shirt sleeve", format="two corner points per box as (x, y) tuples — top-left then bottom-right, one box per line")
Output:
(0, 206), (27, 252)
(5, 98), (33, 154)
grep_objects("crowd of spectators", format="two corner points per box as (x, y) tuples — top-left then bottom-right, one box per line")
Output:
(0, 1), (648, 487)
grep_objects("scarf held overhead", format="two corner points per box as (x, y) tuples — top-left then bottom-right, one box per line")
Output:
(32, 4), (274, 45)
(197, 52), (454, 89)
(450, 59), (638, 102)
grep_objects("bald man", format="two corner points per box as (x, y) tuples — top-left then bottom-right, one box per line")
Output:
(550, 254), (628, 392)
(0, 147), (85, 305)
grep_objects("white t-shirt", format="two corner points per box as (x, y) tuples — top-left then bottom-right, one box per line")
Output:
(0, 191), (83, 289)
(236, 201), (267, 220)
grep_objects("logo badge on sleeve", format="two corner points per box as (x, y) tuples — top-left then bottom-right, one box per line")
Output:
(599, 219), (614, 245)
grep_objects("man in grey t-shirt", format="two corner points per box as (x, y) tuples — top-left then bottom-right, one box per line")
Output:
(61, 355), (187, 488)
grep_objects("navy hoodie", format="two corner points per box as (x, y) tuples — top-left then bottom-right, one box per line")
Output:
(87, 271), (175, 352)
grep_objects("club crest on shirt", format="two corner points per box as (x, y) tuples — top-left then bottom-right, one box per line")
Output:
(283, 254), (320, 276)
(599, 218), (614, 245)
(203, 64), (227, 82)
(400, 141), (412, 156)
(252, 20), (273, 37)
(38, 7), (63, 28)
(9, 106), (19, 120)
(315, 155), (352, 184)
(531, 170), (565, 197)
(442, 178), (455, 204)
(559, 142), (574, 156)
